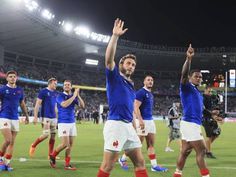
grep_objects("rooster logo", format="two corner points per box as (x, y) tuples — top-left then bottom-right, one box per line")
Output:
(112, 140), (119, 148)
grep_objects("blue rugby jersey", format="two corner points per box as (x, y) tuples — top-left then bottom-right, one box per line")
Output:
(180, 82), (203, 125)
(136, 88), (154, 120)
(106, 66), (136, 123)
(56, 92), (78, 123)
(0, 85), (24, 120)
(38, 88), (57, 118)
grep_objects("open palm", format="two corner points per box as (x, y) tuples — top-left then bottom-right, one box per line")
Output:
(113, 18), (128, 36)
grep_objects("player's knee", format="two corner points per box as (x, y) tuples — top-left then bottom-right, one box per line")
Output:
(5, 138), (12, 146)
(62, 142), (70, 149)
(50, 128), (57, 135)
(42, 130), (50, 137)
(182, 149), (192, 157)
(101, 161), (115, 172)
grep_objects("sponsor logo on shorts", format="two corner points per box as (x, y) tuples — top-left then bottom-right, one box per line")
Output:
(4, 122), (8, 126)
(63, 130), (66, 134)
(112, 140), (119, 148)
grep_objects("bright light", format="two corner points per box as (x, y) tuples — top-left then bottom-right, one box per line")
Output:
(74, 26), (90, 38)
(200, 70), (210, 73)
(90, 32), (98, 40)
(222, 54), (227, 58)
(41, 9), (54, 20)
(24, 0), (38, 11)
(10, 0), (22, 3)
(63, 22), (73, 32)
(103, 36), (110, 43)
(90, 32), (110, 43)
(85, 59), (98, 65)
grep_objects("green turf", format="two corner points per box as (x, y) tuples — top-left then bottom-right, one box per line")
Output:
(0, 121), (236, 177)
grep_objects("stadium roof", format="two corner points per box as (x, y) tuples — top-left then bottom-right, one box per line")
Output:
(0, 1), (235, 71)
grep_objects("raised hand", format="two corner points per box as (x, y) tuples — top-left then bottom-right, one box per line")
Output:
(112, 18), (128, 37)
(73, 88), (80, 97)
(186, 44), (194, 59)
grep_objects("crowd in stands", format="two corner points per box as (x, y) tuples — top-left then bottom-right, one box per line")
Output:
(1, 61), (236, 119)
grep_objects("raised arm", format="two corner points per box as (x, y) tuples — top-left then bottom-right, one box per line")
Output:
(105, 18), (128, 70)
(180, 44), (194, 84)
(60, 88), (79, 108)
(77, 88), (85, 109)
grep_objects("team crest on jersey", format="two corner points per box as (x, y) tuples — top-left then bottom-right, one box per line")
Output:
(47, 92), (50, 96)
(112, 140), (119, 148)
(6, 90), (9, 94)
(146, 93), (149, 98)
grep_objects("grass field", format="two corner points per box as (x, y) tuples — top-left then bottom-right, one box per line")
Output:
(0, 121), (236, 177)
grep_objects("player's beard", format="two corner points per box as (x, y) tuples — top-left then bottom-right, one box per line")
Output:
(120, 66), (133, 78)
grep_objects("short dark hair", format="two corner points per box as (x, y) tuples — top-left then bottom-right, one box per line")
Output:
(144, 75), (153, 81)
(48, 77), (57, 84)
(119, 54), (137, 65)
(189, 69), (201, 76)
(6, 70), (17, 77)
(64, 79), (72, 84)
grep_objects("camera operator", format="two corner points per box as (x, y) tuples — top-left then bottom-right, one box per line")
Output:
(165, 102), (182, 152)
(202, 86), (224, 159)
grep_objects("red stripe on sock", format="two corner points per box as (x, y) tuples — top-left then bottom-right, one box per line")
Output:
(65, 156), (71, 166)
(5, 154), (12, 160)
(200, 168), (209, 176)
(135, 169), (148, 177)
(148, 154), (156, 160)
(97, 169), (110, 177)
(173, 173), (182, 177)
(49, 138), (55, 155)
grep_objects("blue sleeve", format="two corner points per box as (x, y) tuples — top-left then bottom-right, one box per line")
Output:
(180, 83), (191, 92)
(136, 89), (144, 103)
(38, 90), (44, 100)
(0, 87), (4, 99)
(105, 66), (119, 82)
(56, 94), (64, 105)
(19, 89), (24, 103)
(74, 98), (79, 105)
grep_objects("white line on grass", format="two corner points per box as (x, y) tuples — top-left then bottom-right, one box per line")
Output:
(15, 158), (236, 170)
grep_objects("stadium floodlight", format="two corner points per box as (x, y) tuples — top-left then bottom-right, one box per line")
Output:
(200, 70), (210, 73)
(222, 54), (227, 58)
(74, 26), (90, 38)
(85, 59), (98, 66)
(102, 36), (110, 43)
(90, 32), (98, 40)
(63, 22), (73, 33)
(41, 9), (54, 20)
(96, 34), (103, 42)
(24, 0), (38, 11)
